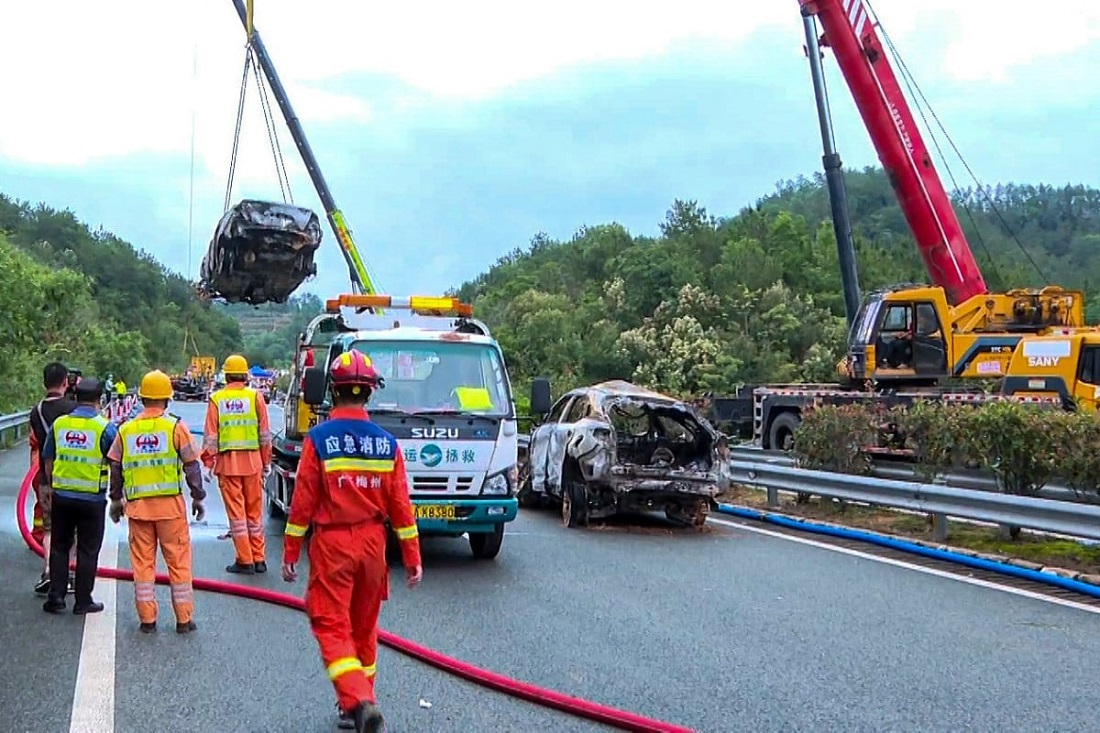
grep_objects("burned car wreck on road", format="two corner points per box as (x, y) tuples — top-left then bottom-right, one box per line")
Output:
(198, 199), (323, 305)
(520, 379), (730, 528)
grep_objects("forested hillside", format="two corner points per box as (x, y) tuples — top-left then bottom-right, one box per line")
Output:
(455, 167), (1100, 399)
(218, 294), (324, 368)
(0, 194), (242, 411)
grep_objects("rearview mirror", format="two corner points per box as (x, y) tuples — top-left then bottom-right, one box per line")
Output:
(302, 367), (328, 405)
(530, 377), (552, 415)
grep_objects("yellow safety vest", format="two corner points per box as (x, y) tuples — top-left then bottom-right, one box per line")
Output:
(118, 415), (182, 501)
(52, 413), (109, 494)
(212, 386), (260, 451)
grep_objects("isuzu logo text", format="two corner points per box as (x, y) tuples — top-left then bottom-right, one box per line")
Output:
(411, 427), (459, 439)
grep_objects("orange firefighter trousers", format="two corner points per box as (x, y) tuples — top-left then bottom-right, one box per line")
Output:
(219, 473), (265, 564)
(129, 516), (194, 624)
(306, 523), (389, 711)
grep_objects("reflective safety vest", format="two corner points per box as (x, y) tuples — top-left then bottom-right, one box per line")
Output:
(212, 387), (260, 451)
(118, 415), (182, 501)
(51, 413), (110, 494)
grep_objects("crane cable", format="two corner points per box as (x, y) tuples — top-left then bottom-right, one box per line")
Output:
(224, 0), (387, 294)
(864, 0), (1048, 286)
(222, 43), (295, 212)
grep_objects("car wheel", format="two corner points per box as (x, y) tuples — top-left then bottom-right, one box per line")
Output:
(561, 481), (589, 528)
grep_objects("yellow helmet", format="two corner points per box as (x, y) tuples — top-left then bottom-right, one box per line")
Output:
(139, 370), (174, 400)
(223, 354), (249, 374)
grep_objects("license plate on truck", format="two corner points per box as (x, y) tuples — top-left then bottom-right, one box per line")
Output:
(415, 504), (456, 520)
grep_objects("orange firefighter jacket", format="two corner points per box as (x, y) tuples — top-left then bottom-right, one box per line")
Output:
(283, 406), (421, 569)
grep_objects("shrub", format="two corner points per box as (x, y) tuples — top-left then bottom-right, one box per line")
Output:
(791, 402), (875, 475)
(889, 401), (967, 482)
(790, 398), (1100, 500)
(1052, 409), (1100, 500)
(954, 401), (1061, 496)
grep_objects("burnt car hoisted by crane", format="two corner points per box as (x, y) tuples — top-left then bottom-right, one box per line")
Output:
(520, 379), (730, 529)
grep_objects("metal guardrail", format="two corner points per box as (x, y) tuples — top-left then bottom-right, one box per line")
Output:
(0, 409), (31, 448)
(727, 458), (1100, 543)
(728, 445), (1098, 506)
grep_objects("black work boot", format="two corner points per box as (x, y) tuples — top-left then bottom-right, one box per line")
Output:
(139, 622), (157, 634)
(352, 701), (385, 733)
(73, 601), (105, 615)
(225, 562), (255, 574)
(42, 597), (66, 614)
(336, 704), (355, 730)
(176, 620), (198, 634)
(253, 561), (268, 573)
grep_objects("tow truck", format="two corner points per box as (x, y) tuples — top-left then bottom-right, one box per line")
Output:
(269, 294), (521, 559)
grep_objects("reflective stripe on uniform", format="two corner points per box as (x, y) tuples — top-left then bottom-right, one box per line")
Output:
(321, 458), (395, 473)
(119, 416), (182, 501)
(394, 524), (418, 540)
(51, 414), (110, 494)
(326, 657), (364, 681)
(285, 522), (308, 537)
(212, 387), (260, 452)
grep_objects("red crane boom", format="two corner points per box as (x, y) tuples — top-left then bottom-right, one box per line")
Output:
(798, 0), (988, 305)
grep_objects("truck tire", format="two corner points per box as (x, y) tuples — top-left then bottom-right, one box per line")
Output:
(768, 411), (801, 452)
(469, 524), (504, 560)
(266, 473), (286, 519)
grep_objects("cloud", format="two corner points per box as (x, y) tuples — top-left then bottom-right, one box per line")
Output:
(6, 0), (1097, 171)
(2, 1), (1100, 302)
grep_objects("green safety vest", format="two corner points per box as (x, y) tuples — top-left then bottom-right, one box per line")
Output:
(213, 386), (260, 451)
(119, 415), (182, 501)
(51, 413), (109, 494)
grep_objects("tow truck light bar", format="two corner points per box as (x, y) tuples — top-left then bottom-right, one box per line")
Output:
(324, 294), (474, 317)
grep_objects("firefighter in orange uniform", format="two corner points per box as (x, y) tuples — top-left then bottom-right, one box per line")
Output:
(281, 349), (422, 733)
(201, 354), (273, 574)
(107, 370), (207, 633)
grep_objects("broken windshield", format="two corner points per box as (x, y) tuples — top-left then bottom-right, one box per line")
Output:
(351, 339), (512, 416)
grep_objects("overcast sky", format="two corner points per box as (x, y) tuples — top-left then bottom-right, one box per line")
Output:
(2, 0), (1099, 299)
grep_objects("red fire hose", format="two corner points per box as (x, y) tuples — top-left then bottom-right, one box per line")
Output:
(16, 467), (693, 733)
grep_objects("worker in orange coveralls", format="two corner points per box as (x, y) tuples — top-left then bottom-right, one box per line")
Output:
(107, 370), (207, 634)
(282, 349), (422, 733)
(201, 354), (272, 574)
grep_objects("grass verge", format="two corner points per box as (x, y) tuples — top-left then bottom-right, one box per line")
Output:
(719, 485), (1100, 582)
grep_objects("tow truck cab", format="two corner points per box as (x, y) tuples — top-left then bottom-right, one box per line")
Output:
(274, 294), (519, 560)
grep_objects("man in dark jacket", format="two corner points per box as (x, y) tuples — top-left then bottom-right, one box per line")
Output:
(42, 377), (117, 614)
(29, 362), (77, 595)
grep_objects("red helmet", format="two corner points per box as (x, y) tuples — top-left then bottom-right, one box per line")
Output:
(329, 349), (384, 390)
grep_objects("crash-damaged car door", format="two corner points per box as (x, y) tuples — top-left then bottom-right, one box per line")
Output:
(528, 393), (582, 500)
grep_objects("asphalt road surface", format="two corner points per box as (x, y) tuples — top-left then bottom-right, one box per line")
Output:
(2, 400), (1100, 732)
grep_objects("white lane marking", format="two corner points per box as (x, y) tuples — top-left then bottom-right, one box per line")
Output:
(68, 518), (122, 733)
(708, 515), (1100, 616)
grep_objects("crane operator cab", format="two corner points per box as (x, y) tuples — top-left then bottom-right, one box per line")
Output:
(840, 288), (950, 387)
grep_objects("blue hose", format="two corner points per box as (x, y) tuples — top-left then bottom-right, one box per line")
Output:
(715, 503), (1100, 600)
